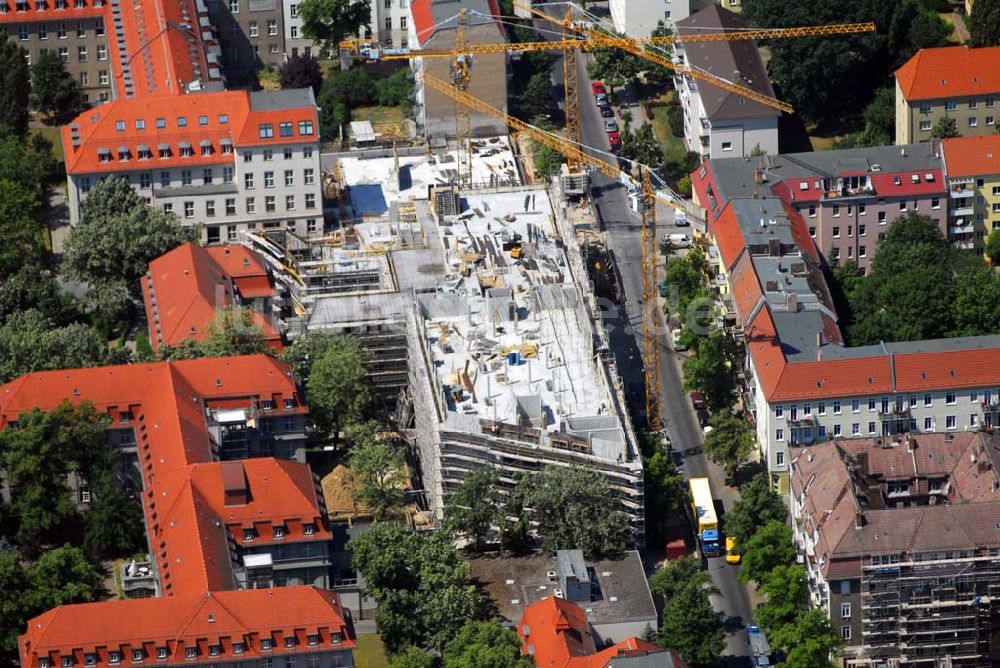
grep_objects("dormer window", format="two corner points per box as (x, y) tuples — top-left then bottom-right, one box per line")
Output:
(221, 141), (233, 155)
(283, 398), (295, 409)
(98, 148), (112, 163)
(40, 659), (51, 668)
(306, 635), (319, 647)
(261, 399), (275, 411)
(158, 144), (170, 159)
(85, 655), (96, 666)
(273, 525), (285, 539)
(260, 639), (272, 652)
(62, 658), (73, 668)
(200, 140), (212, 156)
(893, 175), (901, 185)
(132, 650), (143, 663)
(284, 637), (296, 649)
(331, 633), (341, 644)
(118, 148), (130, 161)
(243, 528), (256, 541)
(156, 648), (167, 660)
(208, 645), (220, 657)
(179, 143), (193, 158)
(184, 648), (196, 660)
(303, 523), (315, 535)
(138, 146), (151, 160)
(109, 652), (121, 665)
(232, 644), (244, 655)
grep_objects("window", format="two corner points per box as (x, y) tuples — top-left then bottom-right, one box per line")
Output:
(208, 646), (220, 658)
(384, 16), (391, 29)
(263, 149), (273, 161)
(233, 644), (244, 655)
(803, 403), (812, 416)
(58, 46), (68, 61)
(721, 141), (733, 151)
(400, 15), (407, 27)
(84, 656), (96, 667)
(259, 123), (274, 138)
(97, 44), (107, 61)
(945, 100), (957, 111)
(39, 24), (47, 39)
(132, 650), (143, 663)
(162, 203), (172, 213)
(969, 117), (978, 127)
(303, 146), (313, 158)
(261, 639), (273, 652)
(852, 399), (860, 413)
(840, 602), (851, 618)
(841, 626), (851, 641)
(156, 649), (167, 661)
(774, 405), (783, 419)
(852, 423), (860, 435)
(946, 415), (956, 429)
(776, 451), (785, 467)
(833, 424), (842, 436)
(177, 116), (187, 127)
(808, 206), (816, 218)
(919, 120), (931, 131)
(160, 171), (170, 187)
(185, 648), (197, 660)
(833, 400), (841, 415)
(833, 226), (840, 238)
(268, 19), (277, 35)
(284, 637), (296, 649)
(298, 120), (314, 135)
(57, 22), (66, 37)
(244, 528), (255, 541)
(110, 653), (122, 665)
(303, 523), (315, 535)
(77, 20), (86, 36)
(990, 116), (996, 126)
(859, 246), (866, 258)
(284, 170), (294, 187)
(924, 417), (933, 430)
(818, 402), (826, 416)
(246, 197), (256, 214)
(878, 211), (886, 223)
(307, 218), (318, 233)
(775, 428), (784, 442)
(265, 196), (276, 212)
(290, 2), (297, 16)
(228, 0), (238, 9)
(245, 173), (255, 189)
(249, 21), (258, 36)
(946, 391), (956, 405)
(206, 200), (215, 217)
(970, 99), (979, 109)
(184, 201), (194, 218)
(226, 198), (236, 215)
(971, 413), (978, 427)
(285, 195), (295, 210)
(62, 658), (73, 667)
(202, 168), (213, 184)
(264, 171), (274, 188)
(924, 393), (932, 406)
(305, 193), (316, 209)
(17, 25), (27, 40)
(303, 168), (314, 185)
(139, 172), (151, 188)
(181, 170), (192, 186)
(78, 45), (86, 61)
(307, 635), (319, 647)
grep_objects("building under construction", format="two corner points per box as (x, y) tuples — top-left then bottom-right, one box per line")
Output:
(789, 432), (1000, 667)
(255, 137), (644, 540)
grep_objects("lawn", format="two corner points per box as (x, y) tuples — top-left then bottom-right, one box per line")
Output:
(650, 105), (688, 163)
(33, 125), (64, 163)
(354, 635), (389, 668)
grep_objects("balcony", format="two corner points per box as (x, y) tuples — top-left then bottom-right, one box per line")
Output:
(950, 223), (975, 236)
(952, 206), (974, 217)
(952, 240), (975, 250)
(950, 187), (974, 199)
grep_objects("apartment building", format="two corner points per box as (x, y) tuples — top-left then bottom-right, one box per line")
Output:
(895, 46), (1000, 144)
(0, 0), (112, 103)
(609, 0), (693, 37)
(693, 143), (947, 272)
(693, 191), (1000, 492)
(409, 0), (508, 139)
(674, 4), (779, 159)
(789, 433), (1000, 667)
(941, 134), (1000, 252)
(206, 0), (285, 81)
(62, 88), (323, 242)
(19, 587), (355, 668)
(142, 242), (284, 352)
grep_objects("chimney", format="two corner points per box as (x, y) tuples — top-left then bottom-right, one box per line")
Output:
(785, 292), (798, 312)
(816, 331), (825, 347)
(854, 510), (864, 530)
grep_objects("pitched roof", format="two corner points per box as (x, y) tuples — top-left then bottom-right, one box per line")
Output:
(896, 46), (1000, 101)
(675, 5), (781, 121)
(518, 598), (683, 668)
(142, 243), (281, 352)
(941, 134), (1000, 177)
(411, 0), (506, 46)
(19, 587), (354, 664)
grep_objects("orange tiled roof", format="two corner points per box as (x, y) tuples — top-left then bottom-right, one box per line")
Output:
(896, 46), (1000, 101)
(141, 243), (281, 352)
(0, 0), (104, 22)
(19, 587), (355, 667)
(941, 134), (1000, 177)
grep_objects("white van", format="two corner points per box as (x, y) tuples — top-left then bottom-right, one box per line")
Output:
(668, 233), (691, 249)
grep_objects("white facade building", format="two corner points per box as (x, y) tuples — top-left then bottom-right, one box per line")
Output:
(609, 0), (694, 37)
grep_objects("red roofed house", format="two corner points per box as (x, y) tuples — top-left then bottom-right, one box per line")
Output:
(518, 597), (686, 668)
(19, 587), (355, 668)
(142, 242), (283, 353)
(895, 46), (1000, 144)
(409, 0), (509, 140)
(941, 133), (1000, 254)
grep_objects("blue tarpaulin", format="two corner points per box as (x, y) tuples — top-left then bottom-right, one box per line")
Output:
(348, 184), (388, 216)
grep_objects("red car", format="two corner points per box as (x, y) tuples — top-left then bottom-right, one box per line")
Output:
(591, 81), (606, 96)
(608, 131), (622, 148)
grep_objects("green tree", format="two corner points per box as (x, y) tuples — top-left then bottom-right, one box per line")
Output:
(951, 265), (1000, 337)
(347, 422), (406, 520)
(516, 72), (552, 121)
(0, 130), (56, 192)
(306, 334), (371, 436)
(278, 53), (323, 93)
(0, 552), (28, 667)
(82, 470), (146, 561)
(374, 68), (414, 110)
(659, 580), (724, 668)
(649, 554), (713, 600)
(389, 647), (436, 668)
(31, 50), (84, 118)
(532, 141), (563, 180)
(620, 124), (663, 168)
(351, 524), (483, 653)
(724, 473), (787, 547)
(25, 545), (105, 612)
(971, 0), (1000, 47)
(931, 115), (960, 139)
(586, 35), (643, 89)
(682, 330), (737, 413)
(756, 564), (808, 633)
(0, 402), (108, 555)
(738, 520), (795, 584)
(0, 179), (46, 277)
(644, 450), (689, 533)
(445, 467), (504, 551)
(770, 608), (843, 668)
(442, 620), (534, 668)
(985, 228), (1000, 264)
(499, 473), (532, 555)
(298, 0), (371, 56)
(520, 466), (632, 559)
(0, 310), (110, 384)
(0, 38), (31, 136)
(861, 86), (895, 142)
(65, 176), (197, 288)
(702, 413), (754, 484)
(201, 307), (270, 356)
(281, 330), (345, 384)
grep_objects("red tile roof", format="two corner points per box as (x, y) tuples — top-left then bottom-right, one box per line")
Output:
(142, 243), (281, 352)
(896, 46), (1000, 102)
(411, 0), (505, 46)
(518, 597), (683, 668)
(942, 134), (1000, 177)
(19, 587), (355, 668)
(0, 0), (104, 22)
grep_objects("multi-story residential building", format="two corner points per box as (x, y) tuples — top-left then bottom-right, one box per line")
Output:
(62, 88), (323, 243)
(692, 190), (1000, 492)
(895, 46), (1000, 144)
(674, 5), (779, 159)
(693, 143), (947, 272)
(206, 0), (285, 82)
(941, 133), (1000, 252)
(789, 432), (1000, 667)
(609, 0), (692, 37)
(0, 0), (112, 104)
(409, 0), (508, 139)
(142, 242), (284, 352)
(19, 587), (355, 668)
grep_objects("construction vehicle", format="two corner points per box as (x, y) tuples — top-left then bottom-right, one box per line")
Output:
(689, 477), (719, 558)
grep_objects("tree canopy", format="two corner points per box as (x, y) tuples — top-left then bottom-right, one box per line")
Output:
(389, 647), (436, 668)
(30, 50), (84, 119)
(347, 422), (406, 520)
(985, 228), (1000, 265)
(649, 555), (713, 601)
(724, 473), (787, 547)
(682, 330), (737, 413)
(931, 115), (959, 139)
(156, 307), (270, 361)
(0, 179), (46, 278)
(702, 414), (755, 484)
(755, 564), (808, 633)
(659, 577), (724, 668)
(279, 54), (323, 93)
(971, 0), (1000, 47)
(738, 520), (795, 584)
(770, 608), (843, 668)
(0, 38), (30, 136)
(304, 333), (372, 436)
(0, 310), (111, 384)
(442, 620), (535, 668)
(445, 467), (505, 551)
(298, 0), (371, 56)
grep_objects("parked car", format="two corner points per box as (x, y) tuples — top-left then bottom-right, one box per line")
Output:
(595, 92), (608, 104)
(697, 409), (711, 428)
(674, 210), (689, 226)
(671, 328), (688, 351)
(667, 233), (691, 249)
(604, 119), (619, 133)
(690, 391), (706, 411)
(599, 104), (614, 118)
(608, 132), (622, 149)
(725, 536), (742, 565)
(591, 81), (606, 96)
